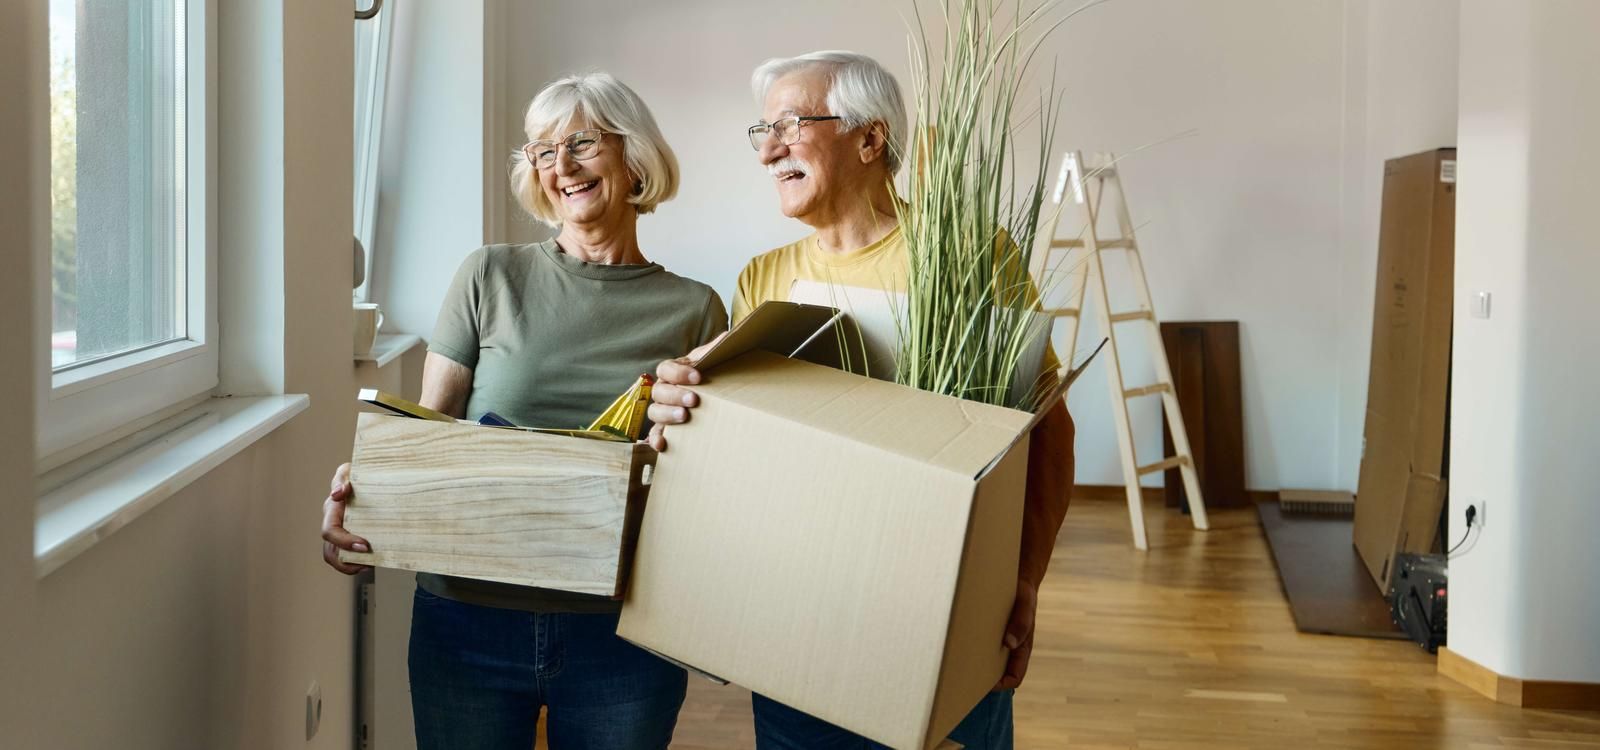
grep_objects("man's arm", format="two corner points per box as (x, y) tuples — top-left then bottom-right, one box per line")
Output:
(1021, 399), (1074, 586)
(996, 398), (1074, 690)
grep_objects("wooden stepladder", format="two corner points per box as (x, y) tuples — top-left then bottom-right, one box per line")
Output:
(1035, 151), (1209, 550)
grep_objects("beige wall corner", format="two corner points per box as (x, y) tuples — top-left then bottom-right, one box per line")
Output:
(0, 0), (43, 746)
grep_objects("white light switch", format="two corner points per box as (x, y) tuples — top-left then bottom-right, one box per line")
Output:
(1471, 291), (1491, 319)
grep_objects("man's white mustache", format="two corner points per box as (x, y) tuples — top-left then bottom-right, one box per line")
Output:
(767, 158), (812, 179)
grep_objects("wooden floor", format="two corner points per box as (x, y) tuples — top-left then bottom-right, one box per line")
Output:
(666, 500), (1600, 749)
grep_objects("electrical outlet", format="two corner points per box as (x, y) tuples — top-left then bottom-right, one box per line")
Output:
(1471, 291), (1492, 319)
(306, 680), (322, 741)
(1476, 500), (1486, 528)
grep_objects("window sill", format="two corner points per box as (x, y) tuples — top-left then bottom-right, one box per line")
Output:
(34, 394), (310, 578)
(355, 333), (423, 369)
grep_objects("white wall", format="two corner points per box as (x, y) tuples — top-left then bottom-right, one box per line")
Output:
(1451, 0), (1600, 684)
(1044, 0), (1347, 490)
(455, 0), (1351, 492)
(370, 0), (489, 339)
(1, 0), (362, 746)
(1334, 0), (1460, 490)
(219, 0), (286, 396)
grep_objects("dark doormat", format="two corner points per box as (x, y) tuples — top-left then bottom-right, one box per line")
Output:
(1258, 502), (1404, 639)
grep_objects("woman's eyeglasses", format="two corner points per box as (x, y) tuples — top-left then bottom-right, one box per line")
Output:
(522, 129), (611, 170)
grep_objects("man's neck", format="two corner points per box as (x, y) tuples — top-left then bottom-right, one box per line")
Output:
(810, 181), (900, 255)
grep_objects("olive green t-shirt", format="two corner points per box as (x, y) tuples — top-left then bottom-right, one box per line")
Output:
(418, 240), (728, 613)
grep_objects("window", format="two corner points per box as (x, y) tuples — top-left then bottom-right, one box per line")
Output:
(41, 0), (215, 460)
(353, 0), (395, 302)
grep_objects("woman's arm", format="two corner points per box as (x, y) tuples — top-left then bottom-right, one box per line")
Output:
(419, 352), (473, 418)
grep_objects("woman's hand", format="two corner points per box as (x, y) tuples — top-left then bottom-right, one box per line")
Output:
(325, 354), (471, 573)
(320, 462), (372, 575)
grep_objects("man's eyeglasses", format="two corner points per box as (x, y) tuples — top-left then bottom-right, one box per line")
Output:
(747, 115), (843, 151)
(522, 129), (611, 170)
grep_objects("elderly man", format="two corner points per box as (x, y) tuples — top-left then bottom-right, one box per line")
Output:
(647, 50), (1075, 749)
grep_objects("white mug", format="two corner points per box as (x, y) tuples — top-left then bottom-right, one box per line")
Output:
(353, 302), (384, 357)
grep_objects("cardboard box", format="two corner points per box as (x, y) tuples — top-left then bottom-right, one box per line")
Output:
(1354, 148), (1456, 589)
(618, 302), (1081, 750)
(339, 412), (655, 597)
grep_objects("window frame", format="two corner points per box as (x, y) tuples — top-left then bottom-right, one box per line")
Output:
(352, 0), (395, 303)
(36, 0), (217, 462)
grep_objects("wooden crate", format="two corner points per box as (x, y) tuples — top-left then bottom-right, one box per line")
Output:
(339, 412), (654, 597)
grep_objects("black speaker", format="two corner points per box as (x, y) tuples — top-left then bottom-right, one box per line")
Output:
(1389, 553), (1447, 653)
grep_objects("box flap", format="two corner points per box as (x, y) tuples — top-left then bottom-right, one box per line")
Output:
(975, 337), (1106, 480)
(694, 300), (858, 373)
(705, 351), (1033, 478)
(928, 443), (1027, 743)
(1025, 337), (1105, 423)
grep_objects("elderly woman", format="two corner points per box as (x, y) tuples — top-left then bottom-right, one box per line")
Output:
(320, 73), (727, 749)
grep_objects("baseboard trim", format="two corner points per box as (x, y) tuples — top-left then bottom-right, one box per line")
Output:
(1073, 484), (1159, 502)
(1072, 484), (1278, 505)
(1438, 647), (1600, 710)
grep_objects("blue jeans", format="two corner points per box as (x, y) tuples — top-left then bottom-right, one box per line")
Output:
(408, 585), (687, 750)
(752, 689), (1014, 749)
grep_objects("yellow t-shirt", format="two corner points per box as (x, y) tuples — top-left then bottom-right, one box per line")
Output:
(732, 225), (909, 323)
(732, 224), (1062, 380)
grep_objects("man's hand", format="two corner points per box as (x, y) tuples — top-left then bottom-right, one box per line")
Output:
(995, 578), (1039, 690)
(321, 462), (372, 575)
(645, 333), (725, 451)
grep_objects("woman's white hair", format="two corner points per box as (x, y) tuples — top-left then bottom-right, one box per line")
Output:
(510, 72), (679, 227)
(751, 51), (907, 174)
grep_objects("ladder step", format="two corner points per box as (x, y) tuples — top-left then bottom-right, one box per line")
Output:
(1108, 310), (1154, 324)
(1123, 383), (1171, 399)
(1085, 167), (1118, 180)
(1048, 238), (1134, 250)
(1136, 455), (1189, 476)
(1046, 306), (1079, 318)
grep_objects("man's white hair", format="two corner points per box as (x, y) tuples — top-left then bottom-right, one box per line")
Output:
(751, 51), (907, 175)
(510, 72), (679, 228)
